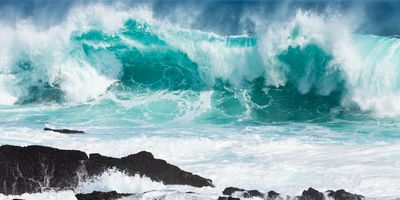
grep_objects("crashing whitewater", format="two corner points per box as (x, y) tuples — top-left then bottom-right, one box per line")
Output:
(1, 2), (400, 200)
(1, 5), (400, 118)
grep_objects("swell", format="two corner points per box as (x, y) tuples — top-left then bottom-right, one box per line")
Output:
(0, 5), (400, 121)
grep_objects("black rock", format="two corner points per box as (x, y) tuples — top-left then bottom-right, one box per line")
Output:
(267, 191), (280, 199)
(86, 151), (214, 187)
(0, 145), (88, 195)
(222, 187), (264, 198)
(75, 191), (132, 200)
(222, 187), (246, 196)
(0, 145), (214, 195)
(299, 187), (325, 200)
(44, 127), (85, 134)
(243, 190), (264, 198)
(327, 189), (364, 200)
(218, 197), (241, 200)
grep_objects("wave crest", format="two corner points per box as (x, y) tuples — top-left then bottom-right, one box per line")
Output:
(1, 5), (399, 119)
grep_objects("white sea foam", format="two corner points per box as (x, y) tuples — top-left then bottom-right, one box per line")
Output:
(77, 170), (167, 194)
(0, 4), (400, 116)
(1, 3), (400, 200)
(0, 191), (76, 200)
(0, 4), (153, 105)
(0, 126), (400, 198)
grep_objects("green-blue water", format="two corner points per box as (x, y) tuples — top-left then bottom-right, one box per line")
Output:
(1, 5), (400, 198)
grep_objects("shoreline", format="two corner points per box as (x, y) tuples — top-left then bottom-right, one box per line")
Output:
(0, 144), (367, 200)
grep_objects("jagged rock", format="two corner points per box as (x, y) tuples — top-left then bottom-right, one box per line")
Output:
(86, 152), (213, 187)
(0, 145), (214, 195)
(218, 197), (241, 200)
(0, 145), (88, 195)
(222, 187), (246, 196)
(327, 189), (364, 200)
(75, 191), (132, 200)
(267, 191), (281, 199)
(222, 187), (264, 198)
(43, 127), (85, 134)
(298, 187), (325, 200)
(244, 190), (264, 198)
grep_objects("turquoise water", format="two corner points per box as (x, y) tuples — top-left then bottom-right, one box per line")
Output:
(1, 18), (396, 126)
(1, 5), (400, 198)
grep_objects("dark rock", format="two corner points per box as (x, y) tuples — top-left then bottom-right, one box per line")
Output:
(327, 189), (364, 200)
(0, 145), (214, 195)
(218, 197), (241, 200)
(44, 127), (85, 134)
(222, 187), (246, 196)
(267, 191), (280, 199)
(0, 145), (88, 195)
(222, 187), (264, 198)
(86, 151), (214, 187)
(75, 191), (132, 200)
(299, 187), (325, 200)
(244, 190), (264, 198)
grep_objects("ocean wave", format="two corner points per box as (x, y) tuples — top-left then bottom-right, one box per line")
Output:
(0, 4), (399, 120)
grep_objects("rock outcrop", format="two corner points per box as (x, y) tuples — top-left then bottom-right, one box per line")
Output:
(87, 152), (213, 187)
(327, 189), (364, 200)
(43, 127), (85, 134)
(0, 145), (367, 199)
(75, 191), (132, 200)
(298, 187), (325, 200)
(0, 145), (214, 195)
(73, 189), (367, 200)
(222, 187), (264, 198)
(0, 145), (88, 194)
(219, 187), (364, 200)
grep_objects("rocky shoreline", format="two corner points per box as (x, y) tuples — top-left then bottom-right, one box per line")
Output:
(0, 145), (365, 199)
(0, 145), (213, 195)
(74, 187), (364, 200)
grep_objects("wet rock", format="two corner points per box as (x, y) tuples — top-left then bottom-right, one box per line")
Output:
(75, 191), (132, 200)
(298, 187), (325, 200)
(0, 145), (214, 195)
(86, 151), (214, 187)
(267, 191), (281, 199)
(222, 187), (264, 198)
(244, 190), (264, 198)
(43, 127), (85, 134)
(327, 189), (364, 200)
(222, 187), (246, 196)
(0, 145), (88, 195)
(218, 197), (241, 200)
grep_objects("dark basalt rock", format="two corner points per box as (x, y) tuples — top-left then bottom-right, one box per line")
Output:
(267, 191), (280, 199)
(244, 190), (264, 198)
(44, 127), (85, 134)
(328, 189), (364, 200)
(75, 191), (132, 200)
(0, 145), (214, 195)
(222, 187), (246, 196)
(0, 145), (88, 195)
(87, 151), (214, 187)
(222, 187), (264, 198)
(218, 197), (241, 200)
(298, 187), (325, 200)
(220, 186), (365, 200)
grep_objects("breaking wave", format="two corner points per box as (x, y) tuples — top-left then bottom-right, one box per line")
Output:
(1, 4), (400, 122)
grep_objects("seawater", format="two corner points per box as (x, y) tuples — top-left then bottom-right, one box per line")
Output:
(0, 1), (400, 199)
